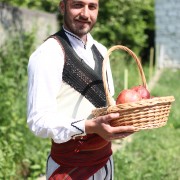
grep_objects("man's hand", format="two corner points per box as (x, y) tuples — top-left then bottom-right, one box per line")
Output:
(85, 113), (136, 141)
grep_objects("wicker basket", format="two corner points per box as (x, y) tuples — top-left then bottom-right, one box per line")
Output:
(92, 45), (175, 130)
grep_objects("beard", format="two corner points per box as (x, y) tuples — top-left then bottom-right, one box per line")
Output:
(63, 13), (96, 38)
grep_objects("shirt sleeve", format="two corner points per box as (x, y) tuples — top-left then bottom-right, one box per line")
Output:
(27, 38), (86, 144)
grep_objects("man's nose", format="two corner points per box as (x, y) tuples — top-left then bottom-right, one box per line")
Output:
(80, 6), (89, 18)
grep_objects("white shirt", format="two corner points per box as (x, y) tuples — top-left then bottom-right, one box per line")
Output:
(27, 29), (114, 143)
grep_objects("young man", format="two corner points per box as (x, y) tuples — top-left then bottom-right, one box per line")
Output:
(27, 0), (135, 179)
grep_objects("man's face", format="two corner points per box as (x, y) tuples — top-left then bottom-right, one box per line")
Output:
(60, 0), (99, 39)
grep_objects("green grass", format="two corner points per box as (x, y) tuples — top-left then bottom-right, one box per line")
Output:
(113, 69), (180, 180)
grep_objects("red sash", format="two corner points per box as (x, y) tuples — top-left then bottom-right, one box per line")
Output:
(49, 134), (112, 180)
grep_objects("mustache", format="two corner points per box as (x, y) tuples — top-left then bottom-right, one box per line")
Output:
(75, 16), (91, 23)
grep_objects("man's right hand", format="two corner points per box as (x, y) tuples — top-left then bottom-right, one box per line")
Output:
(85, 113), (136, 141)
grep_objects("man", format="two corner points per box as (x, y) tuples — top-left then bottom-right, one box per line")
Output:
(27, 0), (135, 179)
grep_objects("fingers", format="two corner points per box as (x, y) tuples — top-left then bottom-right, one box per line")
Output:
(97, 113), (136, 132)
(97, 113), (120, 123)
(109, 132), (134, 141)
(115, 132), (134, 139)
(103, 124), (136, 141)
(111, 126), (136, 133)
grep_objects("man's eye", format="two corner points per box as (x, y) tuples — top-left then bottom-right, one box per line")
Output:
(89, 5), (97, 10)
(73, 3), (83, 8)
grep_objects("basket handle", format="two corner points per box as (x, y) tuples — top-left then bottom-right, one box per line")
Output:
(102, 45), (147, 106)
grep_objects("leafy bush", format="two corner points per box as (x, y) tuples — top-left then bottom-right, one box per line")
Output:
(93, 0), (155, 58)
(0, 0), (59, 12)
(0, 31), (50, 179)
(3, 0), (155, 61)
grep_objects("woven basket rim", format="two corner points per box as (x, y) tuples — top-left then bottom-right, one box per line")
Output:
(93, 96), (175, 113)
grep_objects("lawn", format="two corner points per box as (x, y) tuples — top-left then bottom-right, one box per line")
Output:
(113, 69), (180, 180)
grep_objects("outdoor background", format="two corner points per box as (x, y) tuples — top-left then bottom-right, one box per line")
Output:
(0, 0), (179, 179)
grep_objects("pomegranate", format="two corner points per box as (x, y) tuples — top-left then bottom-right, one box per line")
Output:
(131, 85), (150, 99)
(116, 89), (142, 104)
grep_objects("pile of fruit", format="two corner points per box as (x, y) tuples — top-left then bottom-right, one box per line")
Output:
(116, 85), (151, 104)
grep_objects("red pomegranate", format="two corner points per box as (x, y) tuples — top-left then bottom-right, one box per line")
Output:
(116, 89), (142, 104)
(131, 85), (150, 99)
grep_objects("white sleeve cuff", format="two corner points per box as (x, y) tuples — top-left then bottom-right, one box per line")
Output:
(70, 119), (87, 139)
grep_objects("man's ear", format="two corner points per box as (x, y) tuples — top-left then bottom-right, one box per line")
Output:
(59, 1), (65, 15)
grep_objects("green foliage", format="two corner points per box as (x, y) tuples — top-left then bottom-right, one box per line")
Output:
(0, 0), (59, 12)
(2, 0), (155, 60)
(93, 0), (155, 57)
(0, 31), (32, 178)
(0, 31), (50, 179)
(113, 69), (180, 180)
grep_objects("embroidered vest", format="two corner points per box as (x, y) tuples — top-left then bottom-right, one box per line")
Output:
(53, 29), (107, 108)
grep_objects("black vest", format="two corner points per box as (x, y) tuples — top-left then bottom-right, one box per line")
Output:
(52, 29), (107, 108)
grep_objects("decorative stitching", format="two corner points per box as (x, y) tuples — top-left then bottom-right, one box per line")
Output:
(51, 36), (66, 63)
(104, 164), (108, 180)
(109, 158), (113, 180)
(46, 154), (51, 176)
(71, 120), (85, 138)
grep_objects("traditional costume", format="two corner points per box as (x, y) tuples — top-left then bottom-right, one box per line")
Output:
(27, 28), (114, 179)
